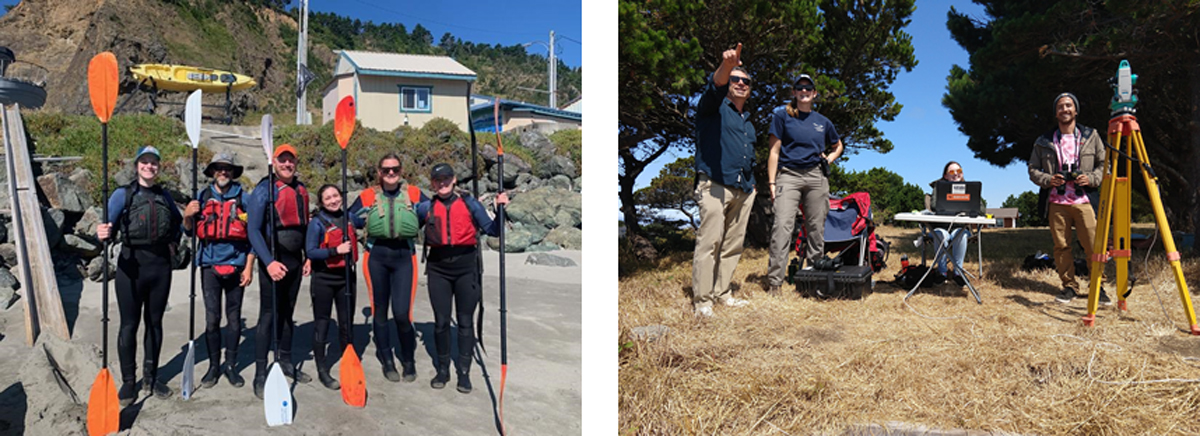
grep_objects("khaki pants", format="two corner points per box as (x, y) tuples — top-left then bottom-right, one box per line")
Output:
(1048, 202), (1097, 291)
(692, 174), (756, 309)
(768, 166), (828, 287)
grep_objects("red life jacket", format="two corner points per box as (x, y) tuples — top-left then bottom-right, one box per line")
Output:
(424, 195), (477, 247)
(196, 185), (248, 241)
(263, 177), (309, 229)
(315, 211), (358, 269)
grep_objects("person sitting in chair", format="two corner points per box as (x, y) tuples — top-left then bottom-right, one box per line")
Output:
(928, 161), (982, 286)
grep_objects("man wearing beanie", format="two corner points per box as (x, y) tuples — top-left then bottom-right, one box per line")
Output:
(1028, 92), (1110, 305)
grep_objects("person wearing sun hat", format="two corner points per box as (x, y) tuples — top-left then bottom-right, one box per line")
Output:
(96, 145), (184, 405)
(414, 163), (508, 393)
(766, 73), (844, 293)
(182, 152), (254, 389)
(247, 143), (314, 397)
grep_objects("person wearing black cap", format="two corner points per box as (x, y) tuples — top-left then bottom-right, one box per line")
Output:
(347, 153), (427, 383)
(97, 145), (184, 405)
(182, 152), (254, 389)
(247, 144), (313, 398)
(1029, 92), (1110, 305)
(415, 163), (508, 393)
(766, 74), (844, 293)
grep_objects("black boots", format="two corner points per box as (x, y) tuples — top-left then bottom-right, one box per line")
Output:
(279, 353), (312, 384)
(456, 354), (473, 394)
(401, 361), (417, 382)
(118, 380), (137, 407)
(313, 340), (340, 390)
(201, 355), (221, 388)
(253, 360), (267, 399)
(380, 355), (401, 382)
(143, 365), (172, 399)
(430, 355), (451, 389)
(225, 366), (245, 388)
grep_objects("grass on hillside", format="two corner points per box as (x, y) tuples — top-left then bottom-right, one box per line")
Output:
(620, 224), (1200, 435)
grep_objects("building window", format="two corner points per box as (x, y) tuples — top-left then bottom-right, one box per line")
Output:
(399, 86), (432, 113)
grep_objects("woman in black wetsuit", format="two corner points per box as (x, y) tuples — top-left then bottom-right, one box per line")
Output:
(304, 184), (363, 389)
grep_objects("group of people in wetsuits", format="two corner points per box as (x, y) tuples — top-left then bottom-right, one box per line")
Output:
(96, 144), (508, 406)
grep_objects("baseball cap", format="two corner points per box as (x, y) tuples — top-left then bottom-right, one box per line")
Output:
(794, 74), (815, 86)
(273, 144), (298, 159)
(134, 145), (161, 161)
(430, 163), (455, 180)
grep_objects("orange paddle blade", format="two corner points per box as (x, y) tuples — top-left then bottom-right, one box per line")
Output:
(87, 52), (119, 124)
(340, 345), (366, 407)
(87, 368), (120, 436)
(334, 96), (355, 149)
(499, 364), (508, 436)
(362, 250), (374, 316)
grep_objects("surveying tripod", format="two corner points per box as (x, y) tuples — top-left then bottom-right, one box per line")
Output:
(1082, 60), (1199, 334)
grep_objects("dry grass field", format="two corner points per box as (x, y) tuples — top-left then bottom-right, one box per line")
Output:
(619, 224), (1200, 435)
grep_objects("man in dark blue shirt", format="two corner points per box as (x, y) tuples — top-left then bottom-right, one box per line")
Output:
(691, 43), (756, 317)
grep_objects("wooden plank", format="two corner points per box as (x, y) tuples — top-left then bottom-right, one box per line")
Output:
(6, 105), (69, 341)
(1, 105), (38, 346)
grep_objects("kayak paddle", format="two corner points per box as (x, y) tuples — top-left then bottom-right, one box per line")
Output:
(86, 51), (120, 436)
(334, 96), (366, 407)
(260, 114), (293, 426)
(181, 89), (201, 400)
(492, 99), (509, 435)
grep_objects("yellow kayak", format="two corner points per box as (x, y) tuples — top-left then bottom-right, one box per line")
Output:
(130, 64), (256, 93)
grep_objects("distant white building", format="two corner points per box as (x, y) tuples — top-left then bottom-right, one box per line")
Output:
(321, 50), (477, 132)
(469, 95), (582, 133)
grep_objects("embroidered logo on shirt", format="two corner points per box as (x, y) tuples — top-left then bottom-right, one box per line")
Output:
(813, 123), (825, 133)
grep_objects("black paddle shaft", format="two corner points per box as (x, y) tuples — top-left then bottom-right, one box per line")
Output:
(101, 123), (110, 367)
(267, 164), (279, 362)
(498, 153), (507, 366)
(341, 148), (353, 340)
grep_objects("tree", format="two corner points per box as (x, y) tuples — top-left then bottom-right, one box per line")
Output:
(636, 156), (699, 230)
(619, 0), (917, 241)
(943, 1), (1200, 251)
(828, 166), (924, 223)
(1002, 191), (1045, 227)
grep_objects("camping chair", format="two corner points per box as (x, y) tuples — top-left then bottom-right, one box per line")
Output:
(793, 192), (885, 272)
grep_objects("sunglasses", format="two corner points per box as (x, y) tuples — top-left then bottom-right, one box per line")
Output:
(729, 76), (752, 86)
(795, 84), (815, 91)
(379, 166), (401, 175)
(947, 169), (963, 176)
(211, 165), (233, 173)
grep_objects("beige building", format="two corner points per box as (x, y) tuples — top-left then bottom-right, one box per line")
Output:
(469, 95), (582, 133)
(321, 50), (477, 132)
(986, 208), (1020, 228)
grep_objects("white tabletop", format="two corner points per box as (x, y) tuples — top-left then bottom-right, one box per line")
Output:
(893, 212), (998, 225)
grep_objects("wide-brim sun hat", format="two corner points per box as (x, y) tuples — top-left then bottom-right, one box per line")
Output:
(203, 152), (244, 178)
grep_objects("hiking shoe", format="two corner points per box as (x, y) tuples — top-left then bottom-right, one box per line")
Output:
(1055, 288), (1076, 304)
(381, 360), (401, 382)
(225, 367), (245, 388)
(951, 273), (967, 287)
(1099, 289), (1113, 306)
(431, 365), (451, 390)
(118, 381), (137, 407)
(456, 373), (472, 394)
(318, 370), (340, 390)
(695, 306), (713, 317)
(401, 362), (417, 382)
(201, 364), (221, 389)
(723, 297), (749, 308)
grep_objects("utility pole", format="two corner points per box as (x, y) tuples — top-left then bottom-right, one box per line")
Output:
(295, 0), (309, 125)
(548, 30), (557, 109)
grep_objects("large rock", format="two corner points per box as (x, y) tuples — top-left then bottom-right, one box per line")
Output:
(505, 187), (582, 230)
(0, 267), (18, 289)
(538, 155), (578, 179)
(515, 173), (540, 192)
(488, 153), (532, 188)
(524, 252), (577, 267)
(0, 284), (14, 310)
(545, 226), (582, 250)
(519, 129), (557, 160)
(42, 208), (64, 248)
(573, 176), (582, 193)
(175, 157), (198, 192)
(68, 168), (93, 193)
(63, 234), (102, 258)
(75, 206), (103, 236)
(0, 243), (16, 266)
(113, 163), (136, 187)
(486, 225), (535, 253)
(546, 175), (573, 191)
(85, 246), (119, 282)
(36, 173), (92, 213)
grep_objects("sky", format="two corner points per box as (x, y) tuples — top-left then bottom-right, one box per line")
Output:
(628, 1), (1039, 217)
(0, 0), (582, 68)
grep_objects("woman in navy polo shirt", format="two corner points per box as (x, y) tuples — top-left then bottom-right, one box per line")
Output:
(766, 74), (844, 292)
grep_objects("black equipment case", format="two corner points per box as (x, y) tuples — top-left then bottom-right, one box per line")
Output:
(794, 265), (873, 299)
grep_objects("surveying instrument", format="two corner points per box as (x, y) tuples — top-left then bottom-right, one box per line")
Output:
(1082, 60), (1199, 334)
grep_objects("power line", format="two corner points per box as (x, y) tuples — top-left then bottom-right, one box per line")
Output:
(558, 35), (582, 45)
(340, 0), (547, 38)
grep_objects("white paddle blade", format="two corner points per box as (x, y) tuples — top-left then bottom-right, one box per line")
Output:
(185, 90), (202, 149)
(260, 114), (274, 162)
(181, 340), (195, 400)
(264, 363), (293, 426)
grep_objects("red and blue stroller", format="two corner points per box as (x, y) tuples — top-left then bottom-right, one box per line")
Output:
(794, 192), (887, 272)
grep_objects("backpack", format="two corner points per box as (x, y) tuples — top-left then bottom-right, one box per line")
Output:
(363, 185), (420, 240)
(424, 195), (478, 248)
(314, 211), (358, 269)
(121, 184), (179, 247)
(196, 185), (248, 241)
(870, 237), (890, 273)
(894, 264), (944, 289)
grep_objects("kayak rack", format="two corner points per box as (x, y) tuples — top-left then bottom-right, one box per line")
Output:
(1, 103), (70, 345)
(137, 76), (236, 125)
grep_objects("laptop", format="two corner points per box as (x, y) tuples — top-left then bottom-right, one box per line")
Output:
(932, 180), (982, 217)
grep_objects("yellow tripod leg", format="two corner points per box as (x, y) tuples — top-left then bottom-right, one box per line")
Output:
(1131, 130), (1200, 334)
(1085, 130), (1121, 325)
(1111, 143), (1132, 311)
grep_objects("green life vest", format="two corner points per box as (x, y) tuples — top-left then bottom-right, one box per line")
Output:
(365, 185), (419, 240)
